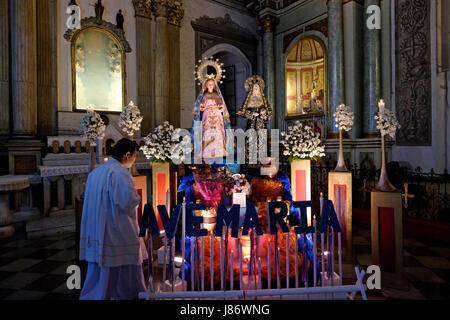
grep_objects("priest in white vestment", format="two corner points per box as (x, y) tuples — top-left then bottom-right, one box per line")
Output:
(79, 138), (147, 300)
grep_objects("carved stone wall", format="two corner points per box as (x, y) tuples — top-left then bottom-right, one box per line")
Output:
(191, 14), (258, 75)
(395, 0), (431, 146)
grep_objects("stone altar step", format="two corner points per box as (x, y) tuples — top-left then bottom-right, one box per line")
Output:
(26, 211), (75, 240)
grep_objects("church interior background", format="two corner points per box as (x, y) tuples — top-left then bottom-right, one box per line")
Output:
(0, 0), (449, 301)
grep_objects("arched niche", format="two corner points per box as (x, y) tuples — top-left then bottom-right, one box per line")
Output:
(284, 33), (328, 119)
(64, 18), (132, 113)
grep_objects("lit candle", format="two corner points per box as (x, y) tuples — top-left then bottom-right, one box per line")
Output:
(248, 260), (251, 290)
(321, 232), (325, 285)
(378, 99), (385, 113)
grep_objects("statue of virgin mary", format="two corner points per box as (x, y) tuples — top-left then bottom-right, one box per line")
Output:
(191, 58), (233, 162)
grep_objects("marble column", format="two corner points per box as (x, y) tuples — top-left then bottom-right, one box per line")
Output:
(167, 0), (184, 128)
(154, 0), (170, 127)
(343, 0), (364, 139)
(363, 0), (381, 136)
(0, 0), (9, 136)
(380, 0), (391, 109)
(133, 0), (155, 135)
(37, 0), (58, 136)
(10, 0), (38, 136)
(260, 15), (277, 128)
(327, 0), (345, 137)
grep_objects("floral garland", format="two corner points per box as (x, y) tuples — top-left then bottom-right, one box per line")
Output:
(78, 106), (106, 146)
(119, 101), (143, 138)
(334, 104), (354, 132)
(375, 109), (401, 138)
(281, 121), (326, 161)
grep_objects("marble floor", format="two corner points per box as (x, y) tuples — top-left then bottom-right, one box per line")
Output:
(0, 222), (449, 300)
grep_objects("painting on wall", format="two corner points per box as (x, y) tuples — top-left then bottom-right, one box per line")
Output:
(73, 27), (124, 112)
(285, 37), (326, 118)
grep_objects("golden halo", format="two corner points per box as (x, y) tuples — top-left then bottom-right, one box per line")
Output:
(194, 57), (226, 86)
(245, 75), (265, 92)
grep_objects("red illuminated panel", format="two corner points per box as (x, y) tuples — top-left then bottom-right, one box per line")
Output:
(379, 207), (396, 272)
(295, 170), (307, 201)
(334, 184), (347, 247)
(156, 173), (167, 230)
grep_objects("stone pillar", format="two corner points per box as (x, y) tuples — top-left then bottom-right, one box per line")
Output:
(133, 0), (155, 135)
(260, 15), (277, 128)
(43, 177), (51, 217)
(343, 1), (363, 139)
(0, 0), (9, 136)
(363, 0), (381, 136)
(154, 0), (170, 126)
(57, 177), (65, 211)
(327, 0), (345, 137)
(10, 0), (37, 136)
(37, 0), (58, 136)
(167, 0), (183, 129)
(380, 0), (391, 109)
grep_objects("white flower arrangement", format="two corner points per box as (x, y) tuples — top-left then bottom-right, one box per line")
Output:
(334, 104), (354, 132)
(78, 106), (106, 146)
(375, 109), (401, 138)
(119, 101), (143, 138)
(281, 121), (326, 161)
(141, 121), (178, 163)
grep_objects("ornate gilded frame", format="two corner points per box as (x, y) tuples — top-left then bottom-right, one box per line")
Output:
(64, 17), (132, 113)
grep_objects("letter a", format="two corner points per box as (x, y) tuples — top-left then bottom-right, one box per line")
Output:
(366, 265), (381, 290)
(366, 5), (381, 30)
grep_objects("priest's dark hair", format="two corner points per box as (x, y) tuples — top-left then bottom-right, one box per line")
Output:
(111, 138), (139, 159)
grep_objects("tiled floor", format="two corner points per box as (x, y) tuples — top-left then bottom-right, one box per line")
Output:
(0, 222), (449, 300)
(0, 233), (79, 300)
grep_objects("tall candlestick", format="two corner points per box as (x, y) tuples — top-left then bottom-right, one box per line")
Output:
(230, 251), (234, 291)
(321, 233), (325, 285)
(277, 249), (281, 289)
(166, 190), (170, 212)
(220, 235), (224, 291)
(303, 234), (308, 288)
(295, 233), (299, 288)
(190, 237), (194, 291)
(313, 217), (317, 287)
(171, 238), (175, 291)
(267, 240), (271, 290)
(258, 258), (262, 290)
(286, 232), (290, 289)
(210, 233), (214, 291)
(201, 236), (205, 291)
(182, 201), (186, 291)
(239, 243), (243, 290)
(163, 235), (167, 284)
(248, 260), (251, 290)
